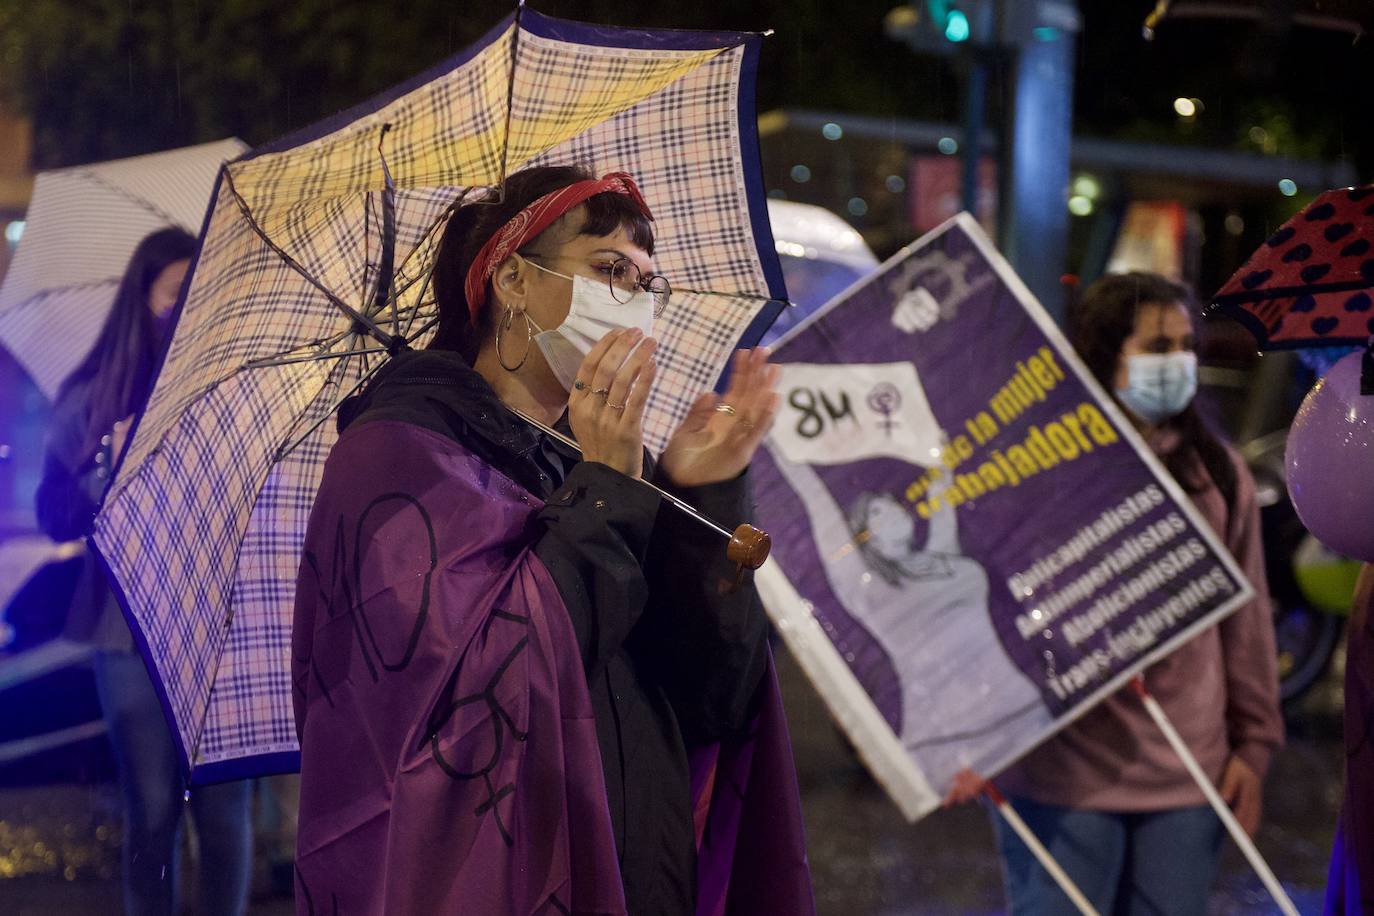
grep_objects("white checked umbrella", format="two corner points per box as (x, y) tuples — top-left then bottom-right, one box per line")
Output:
(92, 8), (789, 783)
(0, 138), (248, 400)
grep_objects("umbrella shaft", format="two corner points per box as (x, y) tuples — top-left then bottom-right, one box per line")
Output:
(505, 406), (735, 541)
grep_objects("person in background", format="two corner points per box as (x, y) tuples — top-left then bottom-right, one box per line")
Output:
(987, 271), (1284, 915)
(36, 227), (253, 916)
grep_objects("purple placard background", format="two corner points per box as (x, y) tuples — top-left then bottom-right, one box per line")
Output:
(753, 218), (1248, 792)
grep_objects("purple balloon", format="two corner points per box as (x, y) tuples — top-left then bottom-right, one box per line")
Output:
(1286, 351), (1374, 563)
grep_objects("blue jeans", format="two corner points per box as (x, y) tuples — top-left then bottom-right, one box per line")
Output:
(994, 795), (1224, 916)
(94, 651), (254, 916)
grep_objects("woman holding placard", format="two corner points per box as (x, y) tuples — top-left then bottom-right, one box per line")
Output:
(992, 272), (1284, 916)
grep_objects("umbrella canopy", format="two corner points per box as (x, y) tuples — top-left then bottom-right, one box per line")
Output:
(0, 139), (248, 399)
(92, 9), (787, 783)
(1211, 184), (1374, 349)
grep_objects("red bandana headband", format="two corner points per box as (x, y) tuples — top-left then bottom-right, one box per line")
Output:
(463, 171), (654, 320)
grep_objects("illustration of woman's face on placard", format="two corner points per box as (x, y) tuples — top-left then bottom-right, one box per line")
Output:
(862, 493), (916, 560)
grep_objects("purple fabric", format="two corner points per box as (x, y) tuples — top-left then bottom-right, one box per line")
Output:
(292, 420), (812, 915)
(1326, 565), (1374, 915)
(693, 652), (815, 916)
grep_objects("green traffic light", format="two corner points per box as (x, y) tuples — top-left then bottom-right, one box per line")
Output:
(944, 9), (971, 42)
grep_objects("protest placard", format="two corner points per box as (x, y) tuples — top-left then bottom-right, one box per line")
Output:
(753, 213), (1253, 820)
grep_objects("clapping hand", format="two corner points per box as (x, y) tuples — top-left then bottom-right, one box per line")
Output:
(658, 348), (781, 488)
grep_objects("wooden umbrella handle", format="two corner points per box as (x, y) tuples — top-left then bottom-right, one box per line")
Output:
(727, 523), (771, 570)
(721, 523), (771, 594)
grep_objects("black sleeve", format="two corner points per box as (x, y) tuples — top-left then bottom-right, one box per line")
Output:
(34, 453), (102, 542)
(532, 460), (662, 682)
(636, 471), (770, 744)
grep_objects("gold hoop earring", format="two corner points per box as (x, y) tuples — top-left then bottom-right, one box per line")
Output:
(496, 306), (533, 372)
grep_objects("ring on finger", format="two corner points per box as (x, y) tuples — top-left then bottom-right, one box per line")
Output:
(714, 403), (737, 416)
(606, 401), (627, 411)
(592, 387), (611, 399)
(574, 379), (589, 391)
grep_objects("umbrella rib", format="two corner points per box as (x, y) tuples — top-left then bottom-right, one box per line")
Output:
(505, 403), (736, 541)
(669, 285), (791, 305)
(1212, 277), (1374, 306)
(374, 126), (401, 339)
(221, 168), (399, 351)
(0, 278), (120, 318)
(401, 266), (437, 339)
(75, 169), (185, 228)
(495, 2), (527, 196)
(362, 181), (373, 319)
(245, 346), (393, 369)
(241, 299), (439, 371)
(272, 354), (391, 462)
(367, 255), (432, 324)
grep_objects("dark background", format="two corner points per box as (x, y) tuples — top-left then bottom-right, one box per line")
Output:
(1, 1), (1369, 176)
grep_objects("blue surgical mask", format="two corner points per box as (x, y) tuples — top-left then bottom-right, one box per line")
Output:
(1115, 352), (1198, 425)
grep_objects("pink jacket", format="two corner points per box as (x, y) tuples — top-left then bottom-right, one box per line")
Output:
(998, 434), (1284, 811)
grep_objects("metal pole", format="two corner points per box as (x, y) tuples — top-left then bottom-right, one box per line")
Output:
(1132, 677), (1300, 916)
(961, 54), (988, 217)
(997, 0), (1078, 324)
(984, 783), (1101, 916)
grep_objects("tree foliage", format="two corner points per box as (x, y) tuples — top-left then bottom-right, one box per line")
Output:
(0, 1), (1366, 173)
(0, 0), (957, 168)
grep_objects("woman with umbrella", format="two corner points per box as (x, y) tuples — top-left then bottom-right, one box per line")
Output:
(36, 227), (254, 916)
(291, 165), (812, 915)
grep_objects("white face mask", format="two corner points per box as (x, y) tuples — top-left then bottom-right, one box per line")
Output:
(1115, 351), (1198, 425)
(525, 265), (656, 391)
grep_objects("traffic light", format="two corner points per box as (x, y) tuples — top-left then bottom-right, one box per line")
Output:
(885, 0), (1079, 54)
(884, 0), (994, 54)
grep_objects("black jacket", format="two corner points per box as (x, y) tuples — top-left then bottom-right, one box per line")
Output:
(337, 348), (771, 915)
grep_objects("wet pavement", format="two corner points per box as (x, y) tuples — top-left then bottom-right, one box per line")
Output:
(0, 643), (1348, 915)
(778, 646), (1343, 915)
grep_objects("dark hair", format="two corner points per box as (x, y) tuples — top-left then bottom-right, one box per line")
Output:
(847, 491), (915, 587)
(429, 164), (655, 362)
(46, 227), (197, 471)
(1069, 271), (1238, 508)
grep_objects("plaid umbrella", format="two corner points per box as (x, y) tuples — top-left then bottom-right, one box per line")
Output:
(91, 9), (787, 782)
(0, 139), (248, 399)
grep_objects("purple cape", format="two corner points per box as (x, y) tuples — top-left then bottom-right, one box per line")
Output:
(1327, 564), (1374, 915)
(291, 420), (813, 915)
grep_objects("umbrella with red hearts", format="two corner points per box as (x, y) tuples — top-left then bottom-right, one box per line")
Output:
(1211, 184), (1374, 393)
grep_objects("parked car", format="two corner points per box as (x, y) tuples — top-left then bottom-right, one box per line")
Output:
(763, 199), (879, 346)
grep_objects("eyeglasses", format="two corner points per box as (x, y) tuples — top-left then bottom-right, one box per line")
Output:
(524, 255), (672, 317)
